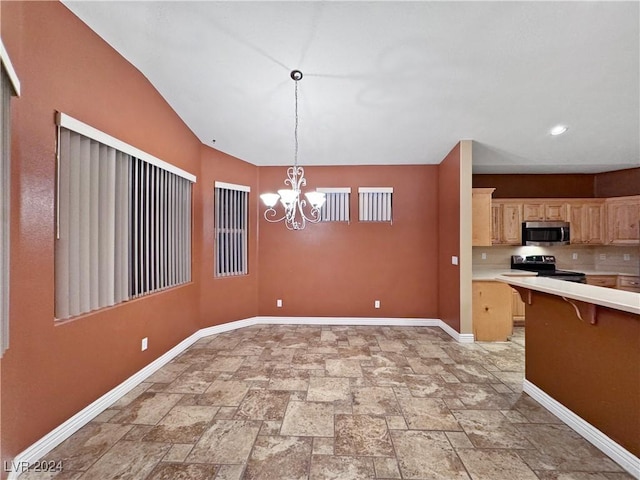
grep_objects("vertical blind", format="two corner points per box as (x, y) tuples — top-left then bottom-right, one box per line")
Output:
(130, 158), (192, 297)
(317, 187), (350, 222)
(55, 118), (195, 320)
(1, 62), (18, 355)
(215, 182), (249, 277)
(358, 187), (393, 222)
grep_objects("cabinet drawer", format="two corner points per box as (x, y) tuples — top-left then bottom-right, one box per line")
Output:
(586, 275), (617, 288)
(617, 276), (640, 293)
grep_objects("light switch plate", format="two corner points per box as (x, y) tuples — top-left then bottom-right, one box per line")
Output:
(452, 256), (459, 265)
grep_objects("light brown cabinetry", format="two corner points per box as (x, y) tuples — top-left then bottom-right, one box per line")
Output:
(606, 196), (640, 245)
(492, 201), (523, 245)
(490, 204), (502, 244)
(617, 275), (640, 293)
(523, 202), (567, 221)
(472, 281), (513, 341)
(472, 188), (495, 247)
(511, 288), (525, 325)
(586, 275), (618, 288)
(567, 201), (606, 244)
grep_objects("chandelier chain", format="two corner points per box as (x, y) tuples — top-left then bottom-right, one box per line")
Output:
(294, 80), (299, 168)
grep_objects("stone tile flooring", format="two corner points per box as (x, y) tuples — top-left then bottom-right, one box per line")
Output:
(20, 325), (633, 479)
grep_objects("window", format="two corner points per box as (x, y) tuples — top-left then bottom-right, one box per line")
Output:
(214, 182), (249, 277)
(1, 40), (20, 356)
(358, 187), (393, 223)
(317, 187), (351, 222)
(55, 113), (196, 320)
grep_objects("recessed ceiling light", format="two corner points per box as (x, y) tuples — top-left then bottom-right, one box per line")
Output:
(550, 125), (568, 136)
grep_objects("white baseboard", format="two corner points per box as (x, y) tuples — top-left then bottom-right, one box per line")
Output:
(523, 379), (640, 479)
(436, 320), (475, 343)
(7, 315), (466, 478)
(255, 316), (441, 328)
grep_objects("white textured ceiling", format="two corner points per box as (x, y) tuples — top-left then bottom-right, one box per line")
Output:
(62, 1), (639, 174)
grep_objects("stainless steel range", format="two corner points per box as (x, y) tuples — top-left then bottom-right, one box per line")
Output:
(510, 255), (587, 283)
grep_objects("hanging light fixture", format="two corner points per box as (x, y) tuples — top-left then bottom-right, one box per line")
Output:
(260, 70), (325, 230)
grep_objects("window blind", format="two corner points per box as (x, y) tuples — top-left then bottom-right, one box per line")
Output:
(55, 116), (196, 320)
(1, 50), (19, 355)
(215, 182), (249, 277)
(358, 187), (393, 223)
(317, 187), (350, 222)
(130, 158), (192, 298)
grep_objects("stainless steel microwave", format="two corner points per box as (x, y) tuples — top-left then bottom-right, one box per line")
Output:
(521, 221), (570, 246)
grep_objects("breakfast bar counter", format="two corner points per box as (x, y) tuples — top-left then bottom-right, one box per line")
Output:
(497, 275), (640, 476)
(497, 275), (640, 315)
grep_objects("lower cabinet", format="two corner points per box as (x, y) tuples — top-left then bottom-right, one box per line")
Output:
(617, 275), (640, 293)
(511, 288), (525, 325)
(472, 281), (513, 342)
(586, 275), (618, 288)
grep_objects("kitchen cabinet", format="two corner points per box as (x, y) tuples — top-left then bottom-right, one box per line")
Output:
(617, 275), (640, 293)
(472, 188), (495, 246)
(490, 204), (502, 244)
(492, 201), (523, 245)
(523, 202), (567, 221)
(586, 275), (618, 288)
(606, 196), (640, 245)
(488, 195), (638, 246)
(567, 201), (606, 244)
(511, 288), (525, 325)
(472, 281), (513, 341)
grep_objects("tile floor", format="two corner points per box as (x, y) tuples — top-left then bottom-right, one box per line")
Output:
(20, 325), (633, 479)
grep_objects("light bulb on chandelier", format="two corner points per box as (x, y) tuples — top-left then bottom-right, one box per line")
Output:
(259, 70), (326, 230)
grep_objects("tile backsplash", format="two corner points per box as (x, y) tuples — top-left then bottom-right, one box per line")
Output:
(473, 245), (639, 275)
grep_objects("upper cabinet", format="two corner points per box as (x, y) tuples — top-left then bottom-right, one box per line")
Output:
(472, 188), (495, 246)
(486, 195), (638, 246)
(567, 200), (606, 244)
(491, 200), (523, 245)
(606, 196), (640, 245)
(523, 202), (567, 221)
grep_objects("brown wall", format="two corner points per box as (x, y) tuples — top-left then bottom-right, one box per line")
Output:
(594, 167), (640, 197)
(524, 292), (639, 457)
(474, 167), (640, 198)
(1, 1), (204, 462)
(437, 144), (461, 332)
(257, 165), (440, 318)
(473, 174), (595, 198)
(199, 145), (259, 326)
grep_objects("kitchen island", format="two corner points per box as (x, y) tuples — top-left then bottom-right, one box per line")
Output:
(497, 275), (640, 477)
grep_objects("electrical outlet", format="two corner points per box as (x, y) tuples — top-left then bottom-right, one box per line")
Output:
(277, 299), (283, 308)
(572, 253), (578, 260)
(374, 300), (380, 309)
(623, 254), (631, 261)
(451, 256), (459, 265)
(481, 253), (487, 260)
(141, 337), (148, 351)
(599, 254), (606, 261)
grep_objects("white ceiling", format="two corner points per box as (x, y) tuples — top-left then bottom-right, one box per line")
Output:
(62, 1), (639, 174)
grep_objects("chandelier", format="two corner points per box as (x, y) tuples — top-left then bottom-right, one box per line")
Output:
(260, 70), (326, 230)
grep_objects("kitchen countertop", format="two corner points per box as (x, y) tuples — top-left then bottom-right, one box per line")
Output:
(579, 270), (639, 276)
(473, 268), (639, 280)
(496, 275), (640, 315)
(472, 269), (538, 281)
